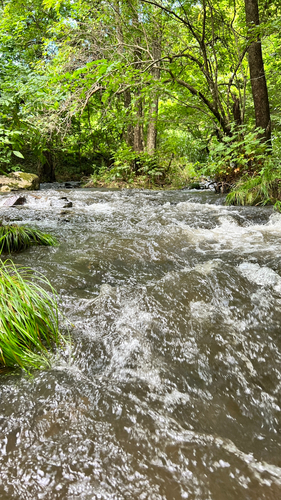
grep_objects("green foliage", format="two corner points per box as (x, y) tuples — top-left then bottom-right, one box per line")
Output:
(0, 0), (278, 186)
(109, 146), (138, 181)
(0, 224), (58, 254)
(226, 160), (281, 207)
(91, 146), (166, 184)
(0, 128), (24, 172)
(200, 126), (270, 182)
(0, 260), (65, 370)
(89, 144), (196, 188)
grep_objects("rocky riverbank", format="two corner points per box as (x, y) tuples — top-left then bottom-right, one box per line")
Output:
(0, 172), (39, 192)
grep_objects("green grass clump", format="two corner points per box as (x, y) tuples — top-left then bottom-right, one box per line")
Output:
(0, 223), (57, 254)
(0, 261), (65, 370)
(226, 175), (270, 206)
(226, 163), (281, 208)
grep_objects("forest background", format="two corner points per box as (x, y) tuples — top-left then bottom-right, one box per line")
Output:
(0, 0), (281, 205)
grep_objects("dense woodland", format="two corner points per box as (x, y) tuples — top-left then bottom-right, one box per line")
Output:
(1, 0), (281, 203)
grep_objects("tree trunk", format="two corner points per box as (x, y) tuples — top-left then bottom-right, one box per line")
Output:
(147, 26), (161, 154)
(146, 97), (158, 153)
(114, 1), (134, 148)
(244, 0), (271, 143)
(133, 35), (144, 153)
(38, 150), (56, 182)
(133, 96), (144, 152)
(124, 89), (134, 148)
(232, 95), (242, 126)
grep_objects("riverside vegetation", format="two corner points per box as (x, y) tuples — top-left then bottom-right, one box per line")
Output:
(0, 223), (58, 253)
(0, 0), (280, 203)
(0, 224), (66, 372)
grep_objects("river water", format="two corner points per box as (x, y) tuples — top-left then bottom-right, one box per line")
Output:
(1, 187), (281, 499)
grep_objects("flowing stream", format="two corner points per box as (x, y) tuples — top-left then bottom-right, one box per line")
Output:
(1, 187), (281, 499)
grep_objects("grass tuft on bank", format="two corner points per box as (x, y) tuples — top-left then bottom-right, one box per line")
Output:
(0, 223), (57, 254)
(0, 261), (66, 371)
(225, 163), (281, 209)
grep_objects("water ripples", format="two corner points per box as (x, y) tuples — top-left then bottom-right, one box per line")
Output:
(1, 188), (281, 499)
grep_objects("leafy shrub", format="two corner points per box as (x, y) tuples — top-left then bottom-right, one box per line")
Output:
(90, 142), (197, 188)
(110, 146), (165, 182)
(0, 127), (24, 173)
(200, 125), (269, 184)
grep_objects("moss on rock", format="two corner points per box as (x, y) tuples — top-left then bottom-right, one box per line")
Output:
(0, 172), (39, 192)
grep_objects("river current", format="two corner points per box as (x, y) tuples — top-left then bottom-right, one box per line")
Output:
(1, 187), (281, 499)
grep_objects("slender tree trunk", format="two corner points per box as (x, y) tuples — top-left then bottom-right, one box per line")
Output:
(232, 95), (242, 126)
(115, 1), (134, 148)
(114, 1), (144, 156)
(147, 27), (161, 154)
(124, 89), (134, 148)
(133, 96), (144, 152)
(244, 0), (271, 143)
(147, 98), (158, 153)
(133, 36), (144, 153)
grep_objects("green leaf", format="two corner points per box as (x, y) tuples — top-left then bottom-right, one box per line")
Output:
(12, 151), (24, 158)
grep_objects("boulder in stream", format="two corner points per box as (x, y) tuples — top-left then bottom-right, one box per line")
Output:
(0, 172), (39, 192)
(0, 195), (26, 207)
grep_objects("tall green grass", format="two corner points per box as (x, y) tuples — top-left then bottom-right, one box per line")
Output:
(0, 260), (66, 371)
(0, 223), (57, 254)
(226, 163), (281, 208)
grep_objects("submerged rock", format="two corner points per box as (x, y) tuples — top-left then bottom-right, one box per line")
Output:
(0, 195), (26, 207)
(40, 181), (81, 190)
(0, 172), (39, 192)
(182, 178), (216, 191)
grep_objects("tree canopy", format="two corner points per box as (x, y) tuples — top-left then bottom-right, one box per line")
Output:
(0, 0), (280, 199)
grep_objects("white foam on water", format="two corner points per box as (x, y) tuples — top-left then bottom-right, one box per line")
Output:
(86, 202), (114, 213)
(192, 260), (222, 275)
(238, 262), (281, 287)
